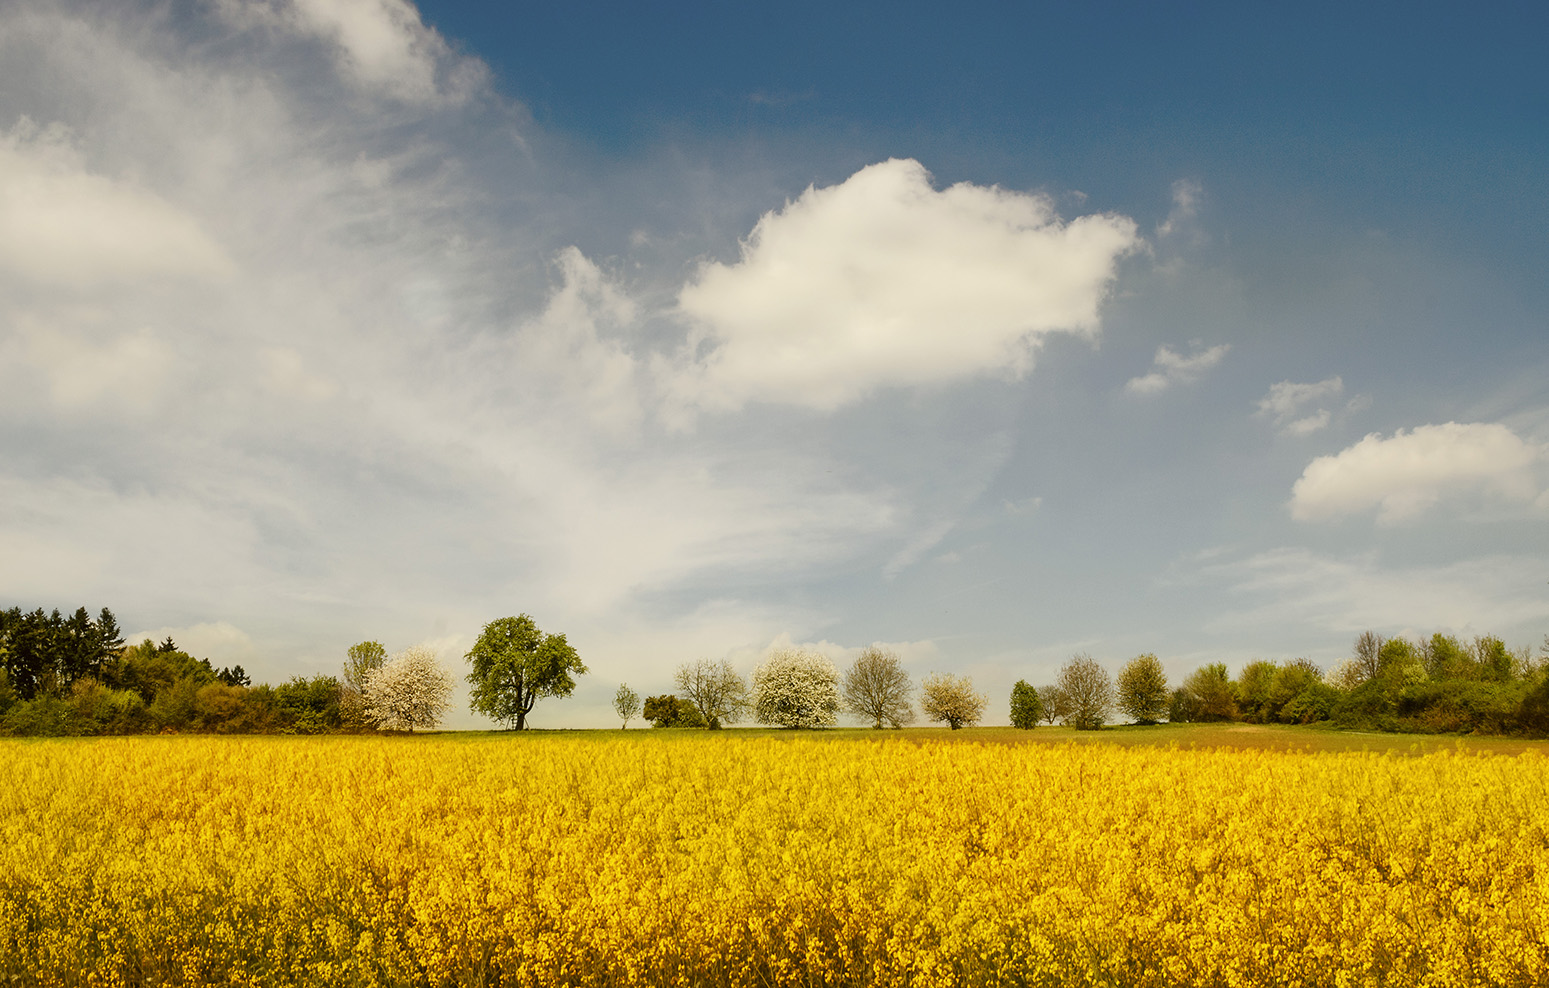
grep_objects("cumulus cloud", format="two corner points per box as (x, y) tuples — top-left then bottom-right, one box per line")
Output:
(1290, 422), (1546, 524)
(1124, 340), (1230, 395)
(671, 158), (1140, 413)
(1256, 376), (1346, 435)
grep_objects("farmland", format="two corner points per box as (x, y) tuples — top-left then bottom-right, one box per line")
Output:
(3, 729), (1547, 987)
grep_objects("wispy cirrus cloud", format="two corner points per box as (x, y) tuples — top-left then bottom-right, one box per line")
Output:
(1124, 340), (1230, 395)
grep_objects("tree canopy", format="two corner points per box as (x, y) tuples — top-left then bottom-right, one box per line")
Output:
(1056, 653), (1113, 730)
(752, 649), (840, 729)
(841, 646), (914, 729)
(1009, 679), (1043, 729)
(674, 659), (748, 729)
(919, 673), (987, 730)
(465, 615), (587, 730)
(1116, 653), (1169, 725)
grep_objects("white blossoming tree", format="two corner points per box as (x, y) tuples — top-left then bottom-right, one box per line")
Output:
(752, 648), (841, 729)
(363, 645), (453, 732)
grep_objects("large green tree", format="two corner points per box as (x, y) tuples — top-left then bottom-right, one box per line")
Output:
(465, 615), (587, 730)
(1009, 679), (1043, 729)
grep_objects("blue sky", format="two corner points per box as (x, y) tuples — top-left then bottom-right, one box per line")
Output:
(1, 0), (1546, 726)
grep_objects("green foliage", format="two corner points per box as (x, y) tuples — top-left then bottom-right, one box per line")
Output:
(1519, 674), (1549, 735)
(150, 675), (202, 731)
(341, 640), (387, 726)
(1009, 679), (1042, 729)
(0, 695), (80, 736)
(1181, 663), (1237, 722)
(465, 615), (587, 730)
(643, 694), (705, 728)
(1280, 681), (1340, 725)
(1266, 660), (1324, 723)
(105, 639), (218, 705)
(1421, 633), (1468, 679)
(613, 684), (641, 728)
(1235, 661), (1278, 723)
(0, 605), (125, 700)
(1167, 687), (1199, 724)
(273, 676), (343, 734)
(1116, 654), (1169, 725)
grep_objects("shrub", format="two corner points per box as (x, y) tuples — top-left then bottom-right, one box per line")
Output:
(643, 694), (705, 728)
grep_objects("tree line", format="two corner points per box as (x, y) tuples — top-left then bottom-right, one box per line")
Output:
(615, 647), (989, 731)
(1009, 631), (1549, 736)
(6, 603), (1547, 736)
(0, 608), (571, 736)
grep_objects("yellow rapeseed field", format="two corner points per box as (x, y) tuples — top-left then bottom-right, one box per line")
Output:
(1, 733), (1545, 987)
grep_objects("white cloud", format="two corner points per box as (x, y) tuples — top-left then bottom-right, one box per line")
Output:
(1156, 178), (1201, 238)
(1124, 341), (1230, 395)
(21, 324), (178, 412)
(126, 621), (259, 666)
(672, 158), (1140, 413)
(0, 120), (234, 289)
(215, 0), (479, 104)
(1256, 376), (1345, 435)
(1290, 422), (1546, 524)
(1284, 409), (1331, 437)
(1188, 546), (1549, 640)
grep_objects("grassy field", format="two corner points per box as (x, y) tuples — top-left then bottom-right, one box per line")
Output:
(448, 720), (1549, 756)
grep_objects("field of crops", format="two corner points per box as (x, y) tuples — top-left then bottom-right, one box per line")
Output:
(2, 732), (1546, 987)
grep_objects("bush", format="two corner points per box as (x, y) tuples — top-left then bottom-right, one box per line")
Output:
(1, 696), (80, 736)
(1396, 679), (1530, 735)
(1279, 681), (1339, 725)
(643, 694), (705, 728)
(274, 675), (344, 734)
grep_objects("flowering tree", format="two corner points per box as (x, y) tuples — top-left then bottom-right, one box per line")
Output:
(919, 673), (987, 729)
(363, 645), (453, 731)
(753, 649), (841, 729)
